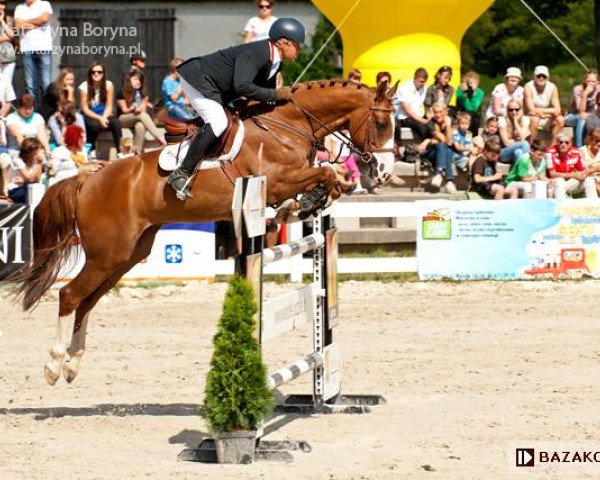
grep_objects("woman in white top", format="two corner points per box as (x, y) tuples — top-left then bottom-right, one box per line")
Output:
(498, 99), (531, 164)
(244, 0), (277, 43)
(78, 62), (122, 154)
(6, 92), (50, 155)
(485, 66), (524, 119)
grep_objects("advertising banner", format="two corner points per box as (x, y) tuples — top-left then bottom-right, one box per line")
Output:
(0, 205), (31, 280)
(417, 199), (600, 281)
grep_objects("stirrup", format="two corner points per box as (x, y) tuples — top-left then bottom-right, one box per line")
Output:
(167, 170), (194, 201)
(298, 184), (328, 220)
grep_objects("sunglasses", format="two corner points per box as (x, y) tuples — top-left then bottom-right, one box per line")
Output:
(536, 74), (548, 79)
(558, 140), (571, 145)
(259, 4), (272, 9)
(508, 108), (521, 112)
(91, 70), (104, 74)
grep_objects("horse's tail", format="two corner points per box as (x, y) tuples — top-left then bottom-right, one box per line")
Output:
(14, 175), (87, 311)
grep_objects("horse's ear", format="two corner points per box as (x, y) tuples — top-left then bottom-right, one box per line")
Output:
(375, 80), (388, 101)
(386, 80), (399, 100)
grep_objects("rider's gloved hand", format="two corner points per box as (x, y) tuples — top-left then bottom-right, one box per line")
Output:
(276, 87), (294, 101)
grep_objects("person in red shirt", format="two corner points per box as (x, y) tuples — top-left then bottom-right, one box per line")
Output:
(545, 133), (597, 198)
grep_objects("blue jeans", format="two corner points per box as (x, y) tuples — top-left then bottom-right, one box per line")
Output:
(167, 104), (195, 121)
(500, 140), (529, 164)
(8, 185), (28, 204)
(564, 113), (585, 147)
(423, 142), (454, 180)
(22, 52), (52, 111)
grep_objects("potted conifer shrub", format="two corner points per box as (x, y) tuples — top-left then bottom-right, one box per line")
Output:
(201, 276), (274, 464)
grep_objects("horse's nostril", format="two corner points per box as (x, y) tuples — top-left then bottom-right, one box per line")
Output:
(378, 163), (385, 172)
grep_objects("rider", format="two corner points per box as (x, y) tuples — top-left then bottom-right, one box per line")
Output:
(167, 17), (305, 199)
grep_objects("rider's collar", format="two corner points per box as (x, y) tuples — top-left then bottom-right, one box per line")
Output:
(269, 41), (281, 64)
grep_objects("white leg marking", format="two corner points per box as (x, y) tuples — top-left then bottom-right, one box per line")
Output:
(44, 314), (73, 386)
(63, 313), (90, 383)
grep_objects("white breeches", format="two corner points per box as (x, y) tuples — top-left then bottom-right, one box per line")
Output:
(179, 77), (228, 137)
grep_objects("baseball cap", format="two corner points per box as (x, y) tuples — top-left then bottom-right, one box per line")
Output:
(505, 67), (522, 79)
(130, 51), (147, 62)
(534, 65), (550, 78)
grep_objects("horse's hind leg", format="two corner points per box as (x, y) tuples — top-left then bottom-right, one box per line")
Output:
(62, 226), (160, 383)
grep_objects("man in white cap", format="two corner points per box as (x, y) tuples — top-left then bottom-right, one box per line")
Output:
(523, 65), (564, 144)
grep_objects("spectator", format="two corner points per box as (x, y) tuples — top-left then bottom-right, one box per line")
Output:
(6, 92), (49, 155)
(347, 68), (362, 84)
(78, 62), (122, 154)
(5, 136), (43, 203)
(0, 102), (7, 153)
(0, 0), (16, 85)
(424, 65), (453, 114)
(584, 91), (600, 133)
(118, 137), (135, 159)
(47, 100), (86, 147)
(451, 111), (478, 172)
(376, 71), (392, 86)
(523, 65), (564, 145)
(504, 139), (551, 198)
(546, 132), (597, 198)
(322, 133), (366, 193)
(498, 100), (530, 164)
(474, 116), (501, 152)
(418, 104), (456, 193)
(130, 51), (147, 74)
(485, 67), (524, 119)
(456, 71), (484, 136)
(14, 0), (53, 112)
(50, 124), (86, 181)
(0, 69), (14, 118)
(470, 139), (518, 199)
(392, 67), (429, 143)
(41, 67), (75, 120)
(117, 70), (166, 154)
(244, 0), (277, 43)
(162, 57), (194, 121)
(579, 127), (600, 195)
(565, 70), (600, 148)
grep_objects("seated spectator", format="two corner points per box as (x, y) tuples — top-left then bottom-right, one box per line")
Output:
(546, 132), (597, 198)
(451, 111), (478, 171)
(504, 139), (551, 198)
(322, 133), (366, 193)
(565, 70), (600, 147)
(523, 65), (564, 145)
(498, 100), (530, 164)
(579, 127), (600, 195)
(118, 137), (135, 159)
(5, 137), (44, 203)
(470, 139), (518, 199)
(78, 62), (122, 154)
(417, 104), (456, 193)
(376, 71), (392, 86)
(455, 71), (484, 136)
(42, 67), (75, 120)
(161, 57), (194, 121)
(117, 70), (166, 154)
(50, 124), (86, 181)
(474, 116), (501, 152)
(47, 101), (86, 147)
(424, 65), (453, 115)
(314, 141), (358, 194)
(347, 68), (362, 84)
(485, 67), (524, 119)
(0, 102), (7, 154)
(392, 67), (429, 144)
(6, 93), (50, 156)
(584, 92), (600, 134)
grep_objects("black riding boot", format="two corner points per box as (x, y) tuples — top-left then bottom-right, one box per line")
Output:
(167, 123), (218, 200)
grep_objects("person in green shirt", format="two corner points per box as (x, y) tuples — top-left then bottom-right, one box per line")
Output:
(456, 71), (484, 137)
(504, 139), (549, 198)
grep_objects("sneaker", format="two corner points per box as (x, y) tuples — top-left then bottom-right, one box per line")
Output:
(387, 174), (406, 188)
(431, 173), (443, 189)
(455, 157), (468, 172)
(445, 181), (457, 194)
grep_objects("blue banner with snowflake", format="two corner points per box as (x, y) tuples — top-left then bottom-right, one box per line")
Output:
(417, 199), (600, 280)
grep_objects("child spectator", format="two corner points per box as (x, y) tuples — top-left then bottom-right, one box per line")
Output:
(474, 116), (500, 152)
(504, 139), (550, 198)
(451, 111), (478, 171)
(161, 57), (194, 121)
(118, 137), (135, 159)
(47, 101), (86, 147)
(455, 71), (484, 136)
(117, 70), (166, 154)
(471, 139), (518, 199)
(5, 137), (44, 203)
(6, 93), (50, 156)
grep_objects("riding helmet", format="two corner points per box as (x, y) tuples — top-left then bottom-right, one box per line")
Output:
(269, 18), (305, 45)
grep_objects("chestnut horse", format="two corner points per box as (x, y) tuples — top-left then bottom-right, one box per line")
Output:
(15, 79), (397, 386)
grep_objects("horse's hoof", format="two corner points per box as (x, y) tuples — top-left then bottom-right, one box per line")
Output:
(44, 362), (60, 386)
(62, 362), (78, 384)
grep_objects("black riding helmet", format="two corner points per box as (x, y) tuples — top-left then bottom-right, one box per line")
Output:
(268, 18), (305, 45)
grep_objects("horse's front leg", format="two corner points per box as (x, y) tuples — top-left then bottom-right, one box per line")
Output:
(269, 165), (340, 205)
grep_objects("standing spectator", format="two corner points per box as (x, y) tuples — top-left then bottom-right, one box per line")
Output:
(456, 71), (484, 136)
(47, 101), (86, 147)
(0, 69), (15, 118)
(498, 100), (530, 164)
(546, 132), (597, 198)
(504, 139), (550, 198)
(565, 70), (600, 148)
(392, 67), (429, 143)
(14, 0), (53, 112)
(6, 92), (49, 155)
(162, 57), (194, 121)
(485, 67), (524, 119)
(244, 0), (277, 43)
(424, 65), (453, 114)
(130, 51), (147, 74)
(523, 65), (564, 145)
(117, 70), (166, 153)
(5, 137), (44, 203)
(41, 67), (75, 120)
(78, 62), (121, 154)
(470, 139), (518, 199)
(0, 0), (16, 85)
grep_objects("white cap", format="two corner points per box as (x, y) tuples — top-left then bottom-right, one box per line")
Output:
(505, 67), (522, 79)
(534, 65), (550, 78)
